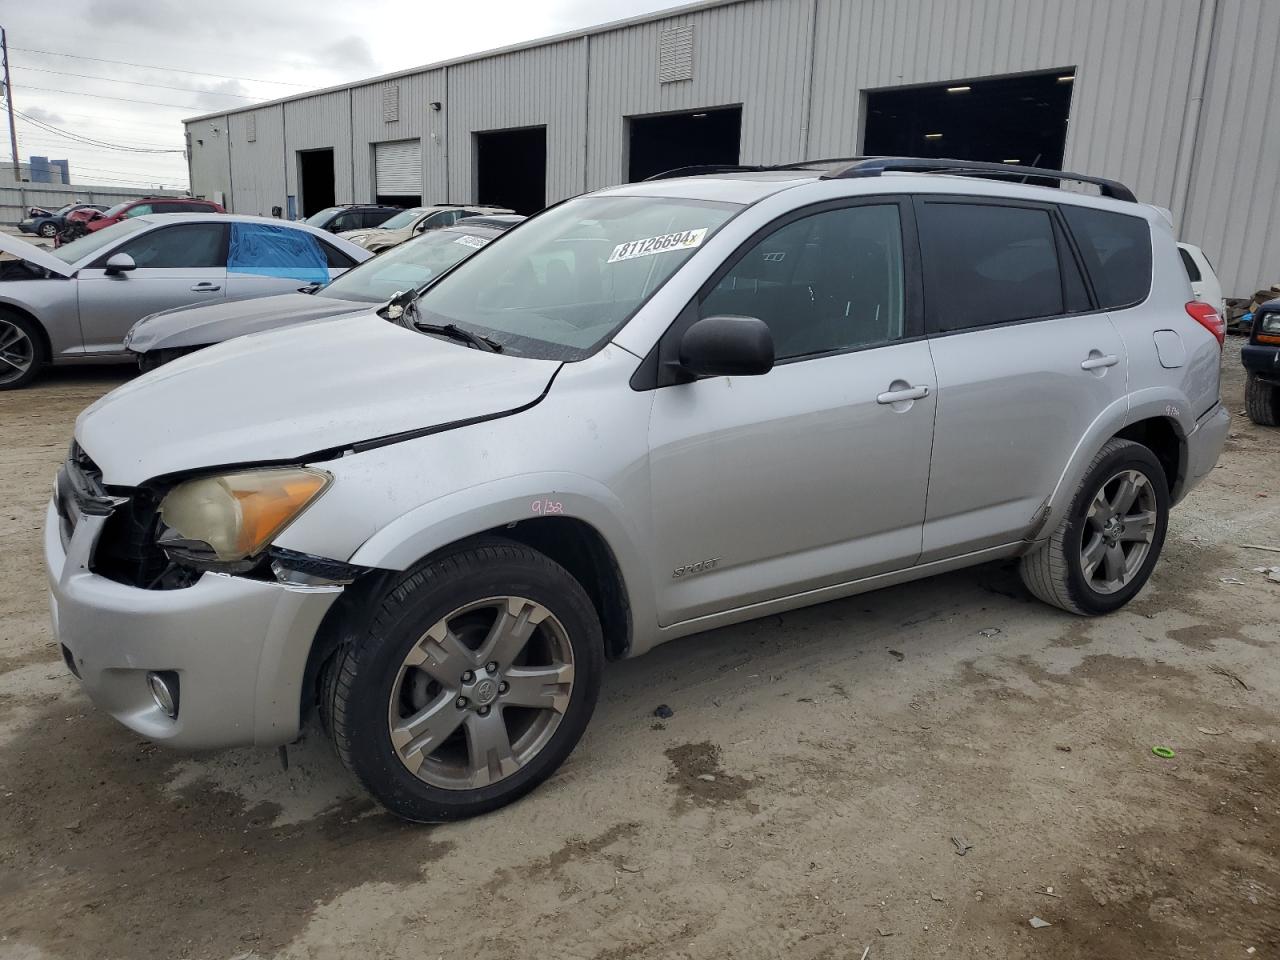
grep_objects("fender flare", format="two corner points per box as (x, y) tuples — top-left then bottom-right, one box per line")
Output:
(1032, 389), (1191, 541)
(347, 471), (658, 640)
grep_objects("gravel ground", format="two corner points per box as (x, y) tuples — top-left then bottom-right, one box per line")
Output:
(0, 354), (1276, 960)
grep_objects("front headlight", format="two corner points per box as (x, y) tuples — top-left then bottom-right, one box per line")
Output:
(158, 467), (331, 569)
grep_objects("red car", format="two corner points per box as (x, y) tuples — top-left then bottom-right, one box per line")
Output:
(63, 196), (226, 236)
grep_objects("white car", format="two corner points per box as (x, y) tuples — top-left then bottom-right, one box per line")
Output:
(1178, 242), (1225, 322)
(0, 215), (370, 389)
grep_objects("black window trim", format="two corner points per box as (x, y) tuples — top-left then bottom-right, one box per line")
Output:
(914, 194), (1103, 340)
(318, 238), (357, 269)
(1057, 200), (1154, 312)
(89, 221), (230, 270)
(631, 194), (925, 391)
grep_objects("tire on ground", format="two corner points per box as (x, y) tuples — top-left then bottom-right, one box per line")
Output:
(322, 538), (603, 822)
(1245, 373), (1279, 427)
(1020, 437), (1170, 616)
(0, 309), (46, 391)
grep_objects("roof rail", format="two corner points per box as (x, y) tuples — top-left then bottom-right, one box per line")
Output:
(643, 164), (778, 181)
(821, 157), (1137, 203)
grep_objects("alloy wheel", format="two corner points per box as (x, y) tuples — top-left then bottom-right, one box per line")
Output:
(1080, 468), (1158, 594)
(387, 596), (575, 789)
(0, 319), (35, 386)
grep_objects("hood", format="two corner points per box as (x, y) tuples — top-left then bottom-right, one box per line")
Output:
(77, 312), (562, 486)
(339, 227), (405, 249)
(0, 231), (74, 278)
(126, 292), (372, 352)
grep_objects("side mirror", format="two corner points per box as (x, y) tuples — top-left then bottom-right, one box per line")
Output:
(104, 253), (137, 276)
(678, 315), (774, 378)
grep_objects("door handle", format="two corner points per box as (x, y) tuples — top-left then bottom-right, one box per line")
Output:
(876, 384), (930, 405)
(190, 282), (221, 292)
(1080, 354), (1119, 370)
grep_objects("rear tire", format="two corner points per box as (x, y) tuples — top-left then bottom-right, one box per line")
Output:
(323, 539), (603, 822)
(0, 310), (45, 391)
(1245, 373), (1279, 426)
(1020, 438), (1169, 615)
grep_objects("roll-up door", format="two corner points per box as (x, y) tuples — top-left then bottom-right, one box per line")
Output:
(374, 140), (422, 196)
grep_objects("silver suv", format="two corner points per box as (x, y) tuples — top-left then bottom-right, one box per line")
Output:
(46, 158), (1230, 822)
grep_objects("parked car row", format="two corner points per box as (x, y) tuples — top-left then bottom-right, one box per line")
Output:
(43, 158), (1231, 824)
(19, 203), (108, 239)
(57, 197), (227, 243)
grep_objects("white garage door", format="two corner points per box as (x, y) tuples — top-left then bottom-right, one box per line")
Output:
(374, 139), (422, 195)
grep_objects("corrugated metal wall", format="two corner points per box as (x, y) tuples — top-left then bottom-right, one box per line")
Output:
(1182, 0), (1280, 295)
(284, 92), (354, 206)
(445, 40), (588, 201)
(184, 116), (232, 204)
(808, 0), (1203, 210)
(587, 0), (814, 187)
(228, 104), (286, 216)
(351, 70), (447, 201)
(188, 0), (1279, 292)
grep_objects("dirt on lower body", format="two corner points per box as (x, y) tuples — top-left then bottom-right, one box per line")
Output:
(1, 359), (1277, 960)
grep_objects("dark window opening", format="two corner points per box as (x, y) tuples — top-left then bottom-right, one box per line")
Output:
(298, 149), (336, 218)
(864, 70), (1073, 172)
(1061, 204), (1153, 309)
(375, 193), (420, 208)
(627, 106), (742, 182)
(475, 127), (546, 216)
(917, 201), (1064, 332)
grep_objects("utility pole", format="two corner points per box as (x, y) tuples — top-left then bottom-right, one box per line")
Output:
(1, 27), (18, 183)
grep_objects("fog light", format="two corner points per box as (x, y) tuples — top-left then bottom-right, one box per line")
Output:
(147, 671), (179, 718)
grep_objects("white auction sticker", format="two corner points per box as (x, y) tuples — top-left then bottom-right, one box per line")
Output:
(607, 228), (708, 264)
(454, 235), (491, 249)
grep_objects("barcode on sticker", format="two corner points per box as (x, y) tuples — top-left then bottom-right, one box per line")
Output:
(454, 235), (490, 249)
(608, 228), (708, 264)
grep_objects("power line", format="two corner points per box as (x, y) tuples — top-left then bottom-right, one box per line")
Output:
(13, 64), (260, 99)
(17, 85), (215, 111)
(10, 126), (187, 151)
(10, 103), (186, 150)
(11, 107), (184, 130)
(11, 46), (310, 87)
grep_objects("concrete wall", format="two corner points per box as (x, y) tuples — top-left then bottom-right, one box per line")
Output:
(185, 0), (1280, 293)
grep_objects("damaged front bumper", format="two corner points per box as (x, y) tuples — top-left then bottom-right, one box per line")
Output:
(45, 499), (344, 749)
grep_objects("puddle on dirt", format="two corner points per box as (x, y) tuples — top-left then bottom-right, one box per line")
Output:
(664, 741), (755, 809)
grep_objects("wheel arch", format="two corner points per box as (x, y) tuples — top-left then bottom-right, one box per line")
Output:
(1031, 393), (1191, 542)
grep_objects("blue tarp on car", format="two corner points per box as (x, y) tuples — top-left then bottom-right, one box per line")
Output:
(227, 222), (328, 284)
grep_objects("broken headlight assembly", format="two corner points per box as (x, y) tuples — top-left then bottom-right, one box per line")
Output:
(156, 468), (331, 573)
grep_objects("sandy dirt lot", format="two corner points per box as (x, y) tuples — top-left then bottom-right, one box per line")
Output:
(0, 356), (1276, 960)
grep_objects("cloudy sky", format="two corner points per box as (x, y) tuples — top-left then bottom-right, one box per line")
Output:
(2, 0), (695, 192)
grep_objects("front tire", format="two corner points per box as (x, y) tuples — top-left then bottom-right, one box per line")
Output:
(38, 221), (57, 238)
(1245, 373), (1279, 426)
(323, 539), (603, 822)
(0, 310), (45, 391)
(1020, 438), (1169, 615)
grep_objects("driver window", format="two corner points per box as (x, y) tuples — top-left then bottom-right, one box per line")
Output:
(125, 204), (154, 218)
(701, 204), (905, 361)
(114, 224), (226, 268)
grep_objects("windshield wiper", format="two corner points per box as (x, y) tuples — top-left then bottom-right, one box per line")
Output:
(414, 321), (503, 353)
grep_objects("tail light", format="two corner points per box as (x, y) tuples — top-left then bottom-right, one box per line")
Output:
(1186, 301), (1224, 347)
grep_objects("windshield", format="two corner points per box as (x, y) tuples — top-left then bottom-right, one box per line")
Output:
(49, 218), (151, 264)
(54, 204), (77, 215)
(101, 202), (131, 218)
(377, 207), (427, 230)
(304, 207), (342, 226)
(318, 229), (496, 303)
(414, 195), (739, 359)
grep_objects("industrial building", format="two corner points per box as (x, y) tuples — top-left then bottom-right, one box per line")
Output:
(184, 0), (1280, 293)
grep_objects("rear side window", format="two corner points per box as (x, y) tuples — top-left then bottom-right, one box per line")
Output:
(1061, 205), (1152, 308)
(320, 241), (357, 268)
(1178, 246), (1201, 282)
(917, 201), (1063, 331)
